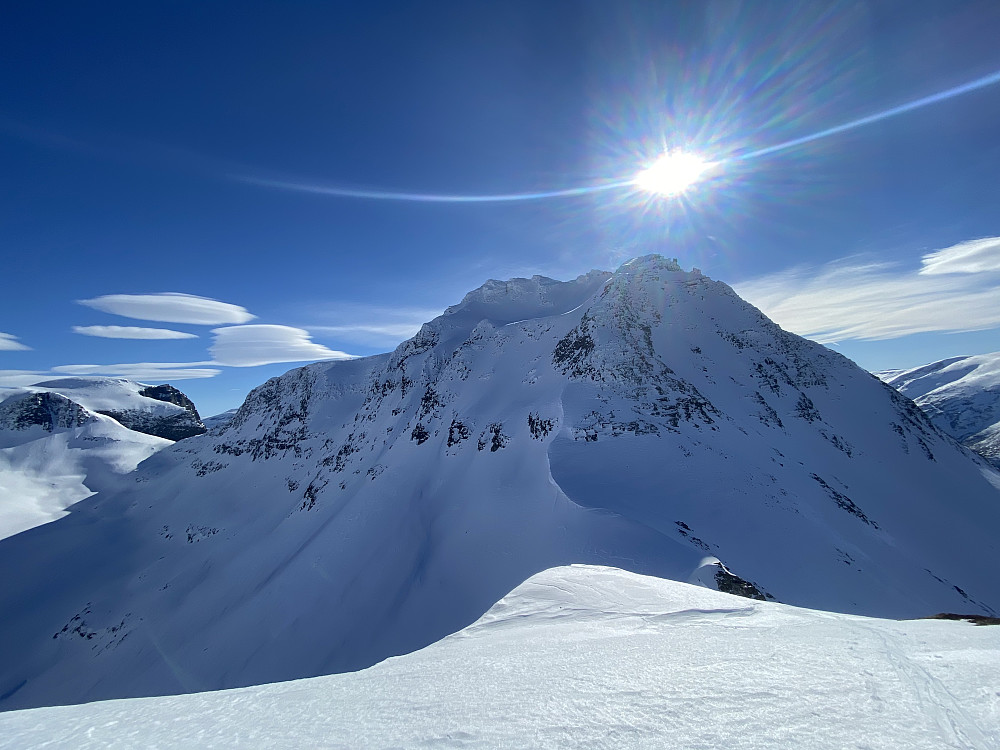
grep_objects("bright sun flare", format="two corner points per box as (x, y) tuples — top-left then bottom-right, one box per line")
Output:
(634, 151), (711, 197)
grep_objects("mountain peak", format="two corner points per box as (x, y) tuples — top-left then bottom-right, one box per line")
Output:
(2, 259), (999, 711)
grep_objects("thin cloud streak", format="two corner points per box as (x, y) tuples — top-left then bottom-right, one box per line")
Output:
(73, 325), (198, 340)
(736, 244), (1000, 343)
(0, 333), (30, 351)
(78, 293), (255, 325)
(51, 362), (221, 381)
(302, 304), (443, 348)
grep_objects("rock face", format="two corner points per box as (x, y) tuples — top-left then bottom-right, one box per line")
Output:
(95, 384), (206, 441)
(0, 392), (91, 433)
(879, 353), (1000, 467)
(23, 379), (207, 442)
(0, 255), (998, 711)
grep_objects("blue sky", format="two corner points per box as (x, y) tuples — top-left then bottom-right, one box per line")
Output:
(2, 0), (1000, 417)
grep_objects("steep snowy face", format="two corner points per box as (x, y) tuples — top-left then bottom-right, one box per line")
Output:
(880, 352), (1000, 467)
(1, 255), (998, 711)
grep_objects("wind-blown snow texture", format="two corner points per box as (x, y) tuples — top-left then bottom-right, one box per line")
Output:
(0, 255), (998, 711)
(1, 566), (997, 749)
(0, 384), (174, 540)
(880, 352), (1000, 467)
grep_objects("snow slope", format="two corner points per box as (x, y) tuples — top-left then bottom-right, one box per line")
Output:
(879, 352), (1000, 467)
(1, 566), (997, 750)
(1, 255), (999, 711)
(0, 389), (170, 540)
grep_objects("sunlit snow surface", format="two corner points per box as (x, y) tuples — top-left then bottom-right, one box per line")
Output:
(1, 566), (996, 750)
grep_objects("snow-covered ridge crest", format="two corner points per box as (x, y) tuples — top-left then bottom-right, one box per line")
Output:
(3, 566), (998, 749)
(1, 255), (999, 711)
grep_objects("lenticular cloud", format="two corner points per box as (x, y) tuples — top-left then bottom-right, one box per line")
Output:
(78, 293), (255, 325)
(0, 332), (30, 351)
(72, 325), (198, 340)
(210, 325), (353, 367)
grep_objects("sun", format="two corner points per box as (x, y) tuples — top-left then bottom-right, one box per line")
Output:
(634, 151), (712, 197)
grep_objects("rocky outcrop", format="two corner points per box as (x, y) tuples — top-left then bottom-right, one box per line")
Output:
(97, 407), (206, 441)
(0, 391), (91, 432)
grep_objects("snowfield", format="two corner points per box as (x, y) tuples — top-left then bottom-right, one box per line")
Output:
(0, 565), (997, 750)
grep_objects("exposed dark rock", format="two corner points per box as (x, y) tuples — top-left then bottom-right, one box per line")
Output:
(811, 474), (877, 527)
(411, 423), (431, 445)
(923, 613), (1000, 626)
(714, 565), (772, 601)
(527, 412), (554, 440)
(447, 419), (470, 447)
(139, 385), (202, 420)
(0, 392), (90, 431)
(94, 384), (206, 441)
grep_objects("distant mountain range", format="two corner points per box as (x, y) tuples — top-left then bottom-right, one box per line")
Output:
(0, 255), (997, 711)
(0, 378), (204, 540)
(879, 352), (1000, 467)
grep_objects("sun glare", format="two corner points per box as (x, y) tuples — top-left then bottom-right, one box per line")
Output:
(634, 151), (712, 197)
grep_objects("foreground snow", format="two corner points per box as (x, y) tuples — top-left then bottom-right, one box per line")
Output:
(1, 565), (997, 749)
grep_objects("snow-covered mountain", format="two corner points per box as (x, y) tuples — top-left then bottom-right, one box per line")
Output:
(27, 378), (206, 442)
(2, 565), (997, 749)
(879, 352), (1000, 467)
(0, 379), (204, 540)
(1, 255), (998, 711)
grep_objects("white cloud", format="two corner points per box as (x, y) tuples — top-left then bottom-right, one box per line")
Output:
(304, 304), (442, 347)
(78, 293), (255, 325)
(210, 325), (353, 367)
(0, 332), (30, 351)
(51, 363), (220, 381)
(0, 370), (48, 387)
(735, 253), (1000, 343)
(919, 237), (1000, 275)
(307, 322), (426, 346)
(72, 325), (198, 340)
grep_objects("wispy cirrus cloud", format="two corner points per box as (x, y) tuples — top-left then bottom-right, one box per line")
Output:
(78, 293), (255, 325)
(210, 325), (353, 367)
(919, 237), (1000, 275)
(51, 362), (220, 381)
(0, 333), (30, 351)
(736, 237), (1000, 343)
(72, 325), (198, 340)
